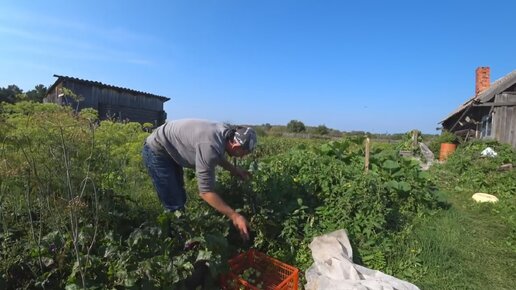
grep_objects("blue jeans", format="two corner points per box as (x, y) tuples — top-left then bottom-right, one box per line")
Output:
(142, 143), (186, 211)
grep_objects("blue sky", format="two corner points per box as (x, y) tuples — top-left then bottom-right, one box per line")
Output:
(1, 0), (516, 133)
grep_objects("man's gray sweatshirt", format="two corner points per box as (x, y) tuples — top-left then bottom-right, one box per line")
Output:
(145, 119), (230, 193)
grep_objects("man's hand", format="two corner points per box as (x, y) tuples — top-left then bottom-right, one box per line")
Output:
(233, 166), (252, 181)
(230, 212), (250, 241)
(199, 191), (250, 242)
(220, 159), (252, 181)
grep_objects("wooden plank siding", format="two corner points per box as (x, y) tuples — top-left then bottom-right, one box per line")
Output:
(509, 105), (516, 148)
(45, 75), (169, 126)
(493, 93), (516, 148)
(98, 103), (165, 125)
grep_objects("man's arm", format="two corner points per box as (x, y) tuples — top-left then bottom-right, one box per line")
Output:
(219, 158), (251, 180)
(199, 191), (250, 241)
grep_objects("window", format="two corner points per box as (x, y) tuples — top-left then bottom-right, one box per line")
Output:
(480, 115), (492, 138)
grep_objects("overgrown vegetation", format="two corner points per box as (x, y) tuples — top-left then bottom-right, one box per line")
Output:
(395, 140), (516, 289)
(1, 101), (513, 289)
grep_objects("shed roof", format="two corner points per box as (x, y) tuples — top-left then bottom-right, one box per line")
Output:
(48, 74), (170, 102)
(440, 70), (516, 123)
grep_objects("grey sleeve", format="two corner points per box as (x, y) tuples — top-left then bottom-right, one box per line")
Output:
(195, 143), (222, 193)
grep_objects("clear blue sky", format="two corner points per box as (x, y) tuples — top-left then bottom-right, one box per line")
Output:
(1, 0), (516, 134)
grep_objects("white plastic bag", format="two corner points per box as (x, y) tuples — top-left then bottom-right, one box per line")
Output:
(305, 229), (420, 290)
(480, 147), (497, 157)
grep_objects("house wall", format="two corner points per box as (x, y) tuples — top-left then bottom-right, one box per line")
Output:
(51, 80), (167, 125)
(492, 92), (516, 148)
(97, 103), (166, 125)
(45, 84), (63, 104)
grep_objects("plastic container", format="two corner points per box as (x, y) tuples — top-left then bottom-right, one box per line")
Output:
(439, 143), (457, 161)
(220, 249), (299, 290)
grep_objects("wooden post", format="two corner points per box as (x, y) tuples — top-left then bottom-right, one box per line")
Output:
(365, 137), (370, 173)
(412, 130), (418, 149)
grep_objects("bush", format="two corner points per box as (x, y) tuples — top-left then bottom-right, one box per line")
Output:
(315, 125), (329, 135)
(286, 120), (306, 133)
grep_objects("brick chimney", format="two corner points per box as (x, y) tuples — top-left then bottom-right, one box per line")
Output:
(475, 66), (490, 96)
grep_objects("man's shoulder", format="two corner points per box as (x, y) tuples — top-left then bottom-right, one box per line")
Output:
(197, 141), (225, 156)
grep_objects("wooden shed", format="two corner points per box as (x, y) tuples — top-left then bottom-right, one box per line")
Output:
(44, 75), (170, 126)
(440, 67), (516, 148)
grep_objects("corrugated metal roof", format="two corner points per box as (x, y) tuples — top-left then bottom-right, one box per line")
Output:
(440, 70), (516, 123)
(49, 74), (170, 102)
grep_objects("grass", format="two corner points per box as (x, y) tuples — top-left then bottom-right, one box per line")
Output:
(408, 189), (516, 290)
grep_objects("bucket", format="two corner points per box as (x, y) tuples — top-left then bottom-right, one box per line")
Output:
(439, 143), (457, 161)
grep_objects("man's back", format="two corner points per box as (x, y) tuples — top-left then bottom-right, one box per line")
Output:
(146, 119), (229, 192)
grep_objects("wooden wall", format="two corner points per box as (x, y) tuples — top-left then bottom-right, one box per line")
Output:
(493, 93), (516, 148)
(50, 79), (167, 125)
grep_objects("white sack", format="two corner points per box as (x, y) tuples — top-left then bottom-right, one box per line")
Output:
(472, 192), (499, 203)
(480, 147), (497, 157)
(305, 229), (420, 290)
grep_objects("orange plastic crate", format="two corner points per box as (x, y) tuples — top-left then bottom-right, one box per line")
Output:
(221, 249), (299, 290)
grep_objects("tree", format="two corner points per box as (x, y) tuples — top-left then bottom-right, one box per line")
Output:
(315, 124), (329, 135)
(26, 84), (48, 102)
(0, 85), (23, 103)
(0, 84), (47, 103)
(287, 120), (306, 133)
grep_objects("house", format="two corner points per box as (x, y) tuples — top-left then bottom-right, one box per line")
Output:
(44, 75), (170, 126)
(440, 67), (516, 148)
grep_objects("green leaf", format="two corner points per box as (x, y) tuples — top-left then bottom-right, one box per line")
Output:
(197, 250), (212, 261)
(382, 160), (400, 170)
(320, 144), (333, 155)
(385, 180), (399, 189)
(65, 284), (80, 290)
(399, 181), (412, 192)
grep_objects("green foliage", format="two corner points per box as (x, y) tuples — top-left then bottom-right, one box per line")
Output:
(396, 130), (422, 152)
(0, 85), (23, 103)
(430, 139), (516, 262)
(26, 84), (48, 103)
(79, 108), (99, 123)
(217, 137), (438, 274)
(286, 119), (306, 133)
(314, 124), (329, 135)
(0, 103), (446, 288)
(59, 87), (82, 102)
(251, 136), (324, 159)
(142, 122), (154, 132)
(253, 126), (267, 137)
(0, 101), (66, 116)
(0, 102), (212, 289)
(398, 139), (516, 289)
(0, 84), (48, 103)
(437, 139), (515, 201)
